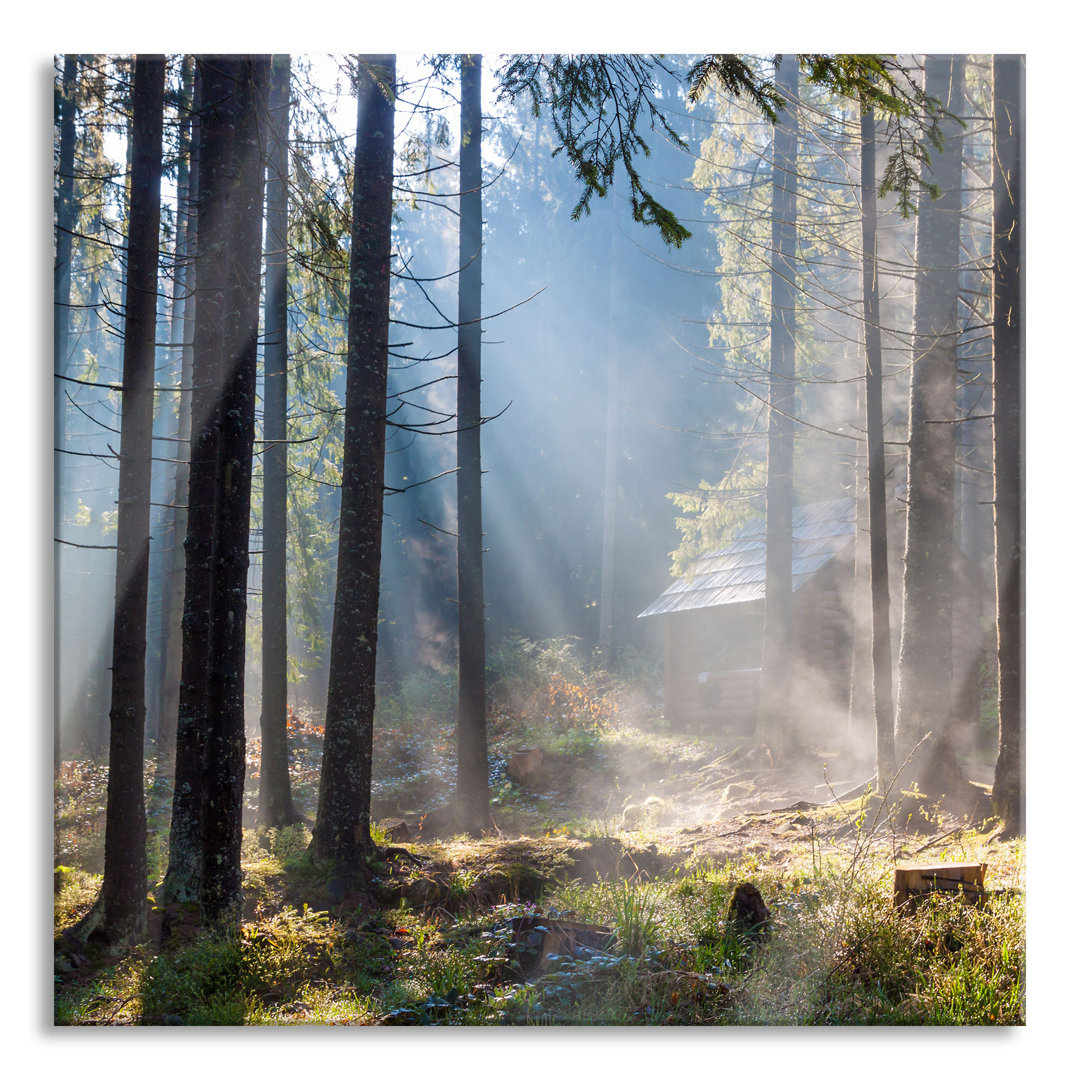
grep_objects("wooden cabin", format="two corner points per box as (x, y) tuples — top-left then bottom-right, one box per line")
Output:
(639, 496), (988, 738)
(639, 499), (857, 734)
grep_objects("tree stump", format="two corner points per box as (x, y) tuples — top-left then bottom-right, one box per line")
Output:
(726, 882), (772, 942)
(893, 862), (987, 914)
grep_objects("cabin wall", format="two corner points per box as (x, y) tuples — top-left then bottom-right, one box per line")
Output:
(663, 603), (762, 732)
(792, 559), (855, 707)
(660, 549), (982, 741)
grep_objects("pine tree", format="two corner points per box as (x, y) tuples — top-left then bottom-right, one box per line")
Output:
(757, 54), (799, 757)
(73, 54), (165, 947)
(859, 104), (897, 790)
(455, 53), (489, 835)
(155, 55), (196, 755)
(990, 54), (1024, 836)
(313, 55), (397, 868)
(259, 54), (305, 828)
(54, 54), (78, 776)
(161, 56), (270, 926)
(894, 55), (966, 772)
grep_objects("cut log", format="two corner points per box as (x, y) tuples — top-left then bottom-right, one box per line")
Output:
(893, 861), (987, 913)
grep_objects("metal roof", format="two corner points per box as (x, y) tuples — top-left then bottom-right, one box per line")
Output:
(638, 497), (856, 617)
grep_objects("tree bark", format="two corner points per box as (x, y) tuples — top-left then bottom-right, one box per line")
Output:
(259, 54), (304, 828)
(155, 55), (195, 756)
(92, 54), (165, 945)
(200, 55), (270, 923)
(161, 57), (231, 908)
(894, 55), (965, 771)
(757, 54), (799, 757)
(860, 105), (897, 790)
(54, 54), (78, 776)
(161, 56), (270, 927)
(990, 55), (1024, 836)
(598, 179), (619, 671)
(455, 53), (489, 835)
(313, 55), (396, 868)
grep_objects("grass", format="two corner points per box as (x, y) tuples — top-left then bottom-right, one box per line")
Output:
(54, 645), (1023, 1026)
(54, 815), (1025, 1026)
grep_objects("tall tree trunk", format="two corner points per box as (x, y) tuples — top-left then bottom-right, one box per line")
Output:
(860, 105), (897, 791)
(598, 181), (619, 671)
(259, 54), (304, 828)
(86, 54), (165, 946)
(894, 55), (965, 772)
(54, 54), (78, 776)
(313, 55), (396, 868)
(161, 56), (231, 908)
(757, 54), (799, 758)
(456, 53), (489, 836)
(846, 425), (872, 745)
(157, 57), (198, 759)
(990, 55), (1024, 836)
(151, 56), (193, 749)
(161, 56), (270, 926)
(72, 58), (111, 759)
(200, 55), (270, 923)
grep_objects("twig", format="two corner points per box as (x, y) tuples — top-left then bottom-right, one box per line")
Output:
(102, 995), (136, 1023)
(912, 825), (964, 855)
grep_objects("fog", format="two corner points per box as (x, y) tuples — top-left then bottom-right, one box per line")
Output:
(54, 53), (1002, 827)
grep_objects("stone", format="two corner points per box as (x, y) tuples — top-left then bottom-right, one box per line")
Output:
(378, 818), (413, 843)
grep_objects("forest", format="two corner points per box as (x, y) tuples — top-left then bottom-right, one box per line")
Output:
(51, 51), (1025, 1030)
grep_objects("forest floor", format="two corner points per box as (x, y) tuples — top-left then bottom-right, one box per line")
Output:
(54, 682), (1025, 1026)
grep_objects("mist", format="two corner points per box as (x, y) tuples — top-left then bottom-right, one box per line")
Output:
(54, 49), (1011, 887)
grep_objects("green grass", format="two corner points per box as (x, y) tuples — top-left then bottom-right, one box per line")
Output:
(54, 654), (1023, 1027)
(55, 823), (1023, 1026)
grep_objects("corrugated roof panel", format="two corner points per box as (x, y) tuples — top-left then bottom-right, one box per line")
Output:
(638, 497), (855, 617)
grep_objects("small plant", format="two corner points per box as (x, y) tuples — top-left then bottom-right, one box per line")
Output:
(609, 881), (660, 957)
(447, 867), (478, 906)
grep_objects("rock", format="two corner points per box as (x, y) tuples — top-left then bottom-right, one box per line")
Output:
(404, 876), (442, 907)
(378, 818), (413, 843)
(621, 795), (665, 829)
(721, 783), (750, 802)
(54, 951), (83, 975)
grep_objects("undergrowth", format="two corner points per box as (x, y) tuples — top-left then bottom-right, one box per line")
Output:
(54, 639), (1023, 1026)
(54, 822), (1025, 1026)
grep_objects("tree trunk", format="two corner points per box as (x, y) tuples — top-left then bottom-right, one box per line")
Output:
(259, 54), (304, 828)
(91, 54), (165, 946)
(860, 105), (897, 790)
(161, 57), (229, 908)
(199, 55), (270, 924)
(757, 54), (799, 758)
(155, 55), (194, 756)
(990, 55), (1024, 836)
(54, 54), (78, 776)
(455, 53), (489, 836)
(161, 56), (270, 926)
(313, 55), (397, 868)
(894, 55), (965, 771)
(846, 425), (872, 745)
(598, 180), (619, 671)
